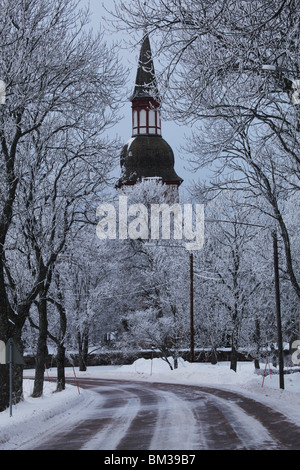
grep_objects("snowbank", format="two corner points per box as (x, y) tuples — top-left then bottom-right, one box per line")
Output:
(0, 379), (101, 450)
(1, 358), (300, 449)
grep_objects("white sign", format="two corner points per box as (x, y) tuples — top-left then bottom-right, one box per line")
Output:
(0, 340), (6, 364)
(292, 80), (300, 105)
(292, 340), (300, 365)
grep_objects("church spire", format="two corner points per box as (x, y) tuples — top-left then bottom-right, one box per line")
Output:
(130, 34), (161, 136)
(117, 34), (183, 192)
(131, 34), (159, 101)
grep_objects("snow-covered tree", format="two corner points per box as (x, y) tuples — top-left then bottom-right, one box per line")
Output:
(111, 0), (300, 303)
(193, 191), (272, 368)
(0, 0), (126, 409)
(93, 180), (192, 368)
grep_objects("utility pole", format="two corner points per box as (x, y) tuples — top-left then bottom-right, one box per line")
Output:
(273, 231), (284, 390)
(190, 252), (194, 362)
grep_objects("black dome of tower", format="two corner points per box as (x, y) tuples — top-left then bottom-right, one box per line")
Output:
(119, 136), (181, 185)
(117, 34), (183, 189)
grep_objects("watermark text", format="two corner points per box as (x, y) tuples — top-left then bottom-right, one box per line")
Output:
(96, 196), (204, 250)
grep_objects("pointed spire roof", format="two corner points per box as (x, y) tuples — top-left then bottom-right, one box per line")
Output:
(130, 34), (159, 101)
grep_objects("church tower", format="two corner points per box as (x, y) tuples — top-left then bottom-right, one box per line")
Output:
(117, 35), (183, 197)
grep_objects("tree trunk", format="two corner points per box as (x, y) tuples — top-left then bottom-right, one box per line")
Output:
(56, 343), (66, 392)
(230, 337), (237, 372)
(32, 297), (48, 398)
(0, 366), (9, 412)
(253, 318), (261, 370)
(173, 353), (178, 369)
(273, 231), (284, 390)
(164, 356), (174, 370)
(0, 259), (13, 410)
(210, 348), (218, 364)
(46, 288), (67, 392)
(0, 300), (24, 409)
(78, 327), (89, 372)
(230, 347), (237, 372)
(12, 336), (25, 405)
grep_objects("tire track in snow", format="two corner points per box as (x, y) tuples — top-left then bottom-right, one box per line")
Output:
(198, 391), (279, 450)
(116, 384), (162, 450)
(149, 389), (199, 450)
(153, 383), (279, 450)
(80, 385), (140, 450)
(200, 385), (300, 450)
(32, 383), (140, 450)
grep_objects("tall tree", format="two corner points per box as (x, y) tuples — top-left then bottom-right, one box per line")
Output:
(194, 190), (274, 368)
(111, 0), (300, 301)
(0, 0), (126, 410)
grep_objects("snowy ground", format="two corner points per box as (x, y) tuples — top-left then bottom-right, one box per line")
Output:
(1, 358), (300, 450)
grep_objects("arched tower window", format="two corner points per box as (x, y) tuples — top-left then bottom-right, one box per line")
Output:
(132, 101), (161, 136)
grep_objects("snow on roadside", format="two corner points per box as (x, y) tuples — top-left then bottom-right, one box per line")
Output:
(1, 358), (300, 450)
(0, 379), (100, 450)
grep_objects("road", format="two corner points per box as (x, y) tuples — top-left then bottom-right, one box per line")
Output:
(27, 377), (300, 450)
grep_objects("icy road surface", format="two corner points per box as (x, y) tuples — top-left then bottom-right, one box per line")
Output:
(23, 378), (300, 450)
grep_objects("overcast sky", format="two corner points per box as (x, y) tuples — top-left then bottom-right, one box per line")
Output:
(85, 0), (197, 191)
